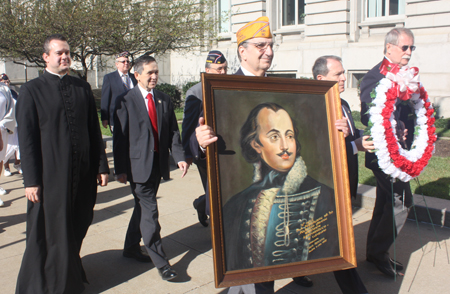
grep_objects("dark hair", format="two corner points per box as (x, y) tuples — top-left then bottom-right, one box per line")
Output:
(312, 55), (342, 79)
(240, 102), (301, 163)
(134, 55), (157, 74)
(43, 34), (68, 54)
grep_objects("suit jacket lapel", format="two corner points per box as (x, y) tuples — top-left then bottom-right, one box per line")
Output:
(341, 99), (357, 139)
(131, 87), (153, 131)
(154, 91), (163, 138)
(130, 75), (137, 87)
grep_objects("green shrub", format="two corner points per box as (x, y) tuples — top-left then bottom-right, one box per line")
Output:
(351, 111), (361, 122)
(155, 83), (182, 108)
(182, 81), (200, 96)
(435, 117), (450, 129)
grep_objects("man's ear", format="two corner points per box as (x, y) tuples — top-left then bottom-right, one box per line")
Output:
(251, 140), (262, 154)
(239, 45), (246, 61)
(134, 71), (139, 81)
(316, 75), (325, 80)
(386, 43), (392, 55)
(43, 53), (49, 64)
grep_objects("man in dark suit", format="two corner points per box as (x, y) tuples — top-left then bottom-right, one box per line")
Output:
(360, 28), (415, 278)
(113, 55), (189, 281)
(314, 55), (374, 294)
(182, 50), (227, 227)
(101, 51), (137, 130)
(314, 55), (374, 198)
(102, 51), (144, 263)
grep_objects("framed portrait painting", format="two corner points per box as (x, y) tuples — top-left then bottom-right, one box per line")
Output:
(201, 73), (356, 288)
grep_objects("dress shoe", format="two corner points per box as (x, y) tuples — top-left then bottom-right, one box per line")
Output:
(388, 258), (404, 271)
(158, 264), (178, 281)
(193, 199), (208, 227)
(367, 256), (399, 278)
(292, 276), (313, 287)
(367, 255), (404, 271)
(123, 246), (152, 262)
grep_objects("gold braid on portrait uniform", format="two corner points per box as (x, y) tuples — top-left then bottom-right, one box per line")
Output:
(250, 156), (309, 266)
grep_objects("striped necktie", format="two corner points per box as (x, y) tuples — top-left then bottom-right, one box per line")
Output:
(122, 75), (130, 89)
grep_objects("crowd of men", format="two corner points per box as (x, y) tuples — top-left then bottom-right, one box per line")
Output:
(1, 14), (418, 294)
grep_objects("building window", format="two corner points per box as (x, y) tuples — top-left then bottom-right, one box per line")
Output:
(349, 72), (367, 88)
(219, 0), (231, 33)
(367, 0), (405, 18)
(281, 0), (305, 26)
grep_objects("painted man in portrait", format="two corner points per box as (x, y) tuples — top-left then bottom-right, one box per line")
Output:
(223, 102), (339, 271)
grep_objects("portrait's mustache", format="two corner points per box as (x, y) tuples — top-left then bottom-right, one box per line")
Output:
(277, 150), (293, 157)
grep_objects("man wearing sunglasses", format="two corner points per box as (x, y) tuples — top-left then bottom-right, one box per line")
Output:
(359, 28), (416, 278)
(101, 51), (137, 130)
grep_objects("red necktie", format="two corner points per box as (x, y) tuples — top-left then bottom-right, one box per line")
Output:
(147, 93), (159, 152)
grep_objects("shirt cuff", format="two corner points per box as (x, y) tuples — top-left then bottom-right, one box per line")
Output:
(351, 141), (358, 155)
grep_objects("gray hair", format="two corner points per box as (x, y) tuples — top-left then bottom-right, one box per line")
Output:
(384, 28), (414, 54)
(134, 55), (156, 74)
(237, 41), (250, 62)
(312, 55), (342, 79)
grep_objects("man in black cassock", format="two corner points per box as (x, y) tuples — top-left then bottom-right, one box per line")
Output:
(15, 34), (109, 294)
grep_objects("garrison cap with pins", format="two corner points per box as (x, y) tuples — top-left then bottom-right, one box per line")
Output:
(236, 16), (273, 46)
(206, 50), (227, 64)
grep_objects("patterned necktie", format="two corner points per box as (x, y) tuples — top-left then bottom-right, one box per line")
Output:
(147, 93), (159, 152)
(122, 75), (130, 89)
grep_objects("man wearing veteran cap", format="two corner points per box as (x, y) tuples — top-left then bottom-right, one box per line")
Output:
(101, 51), (137, 130)
(196, 16), (347, 294)
(235, 16), (274, 77)
(182, 50), (227, 227)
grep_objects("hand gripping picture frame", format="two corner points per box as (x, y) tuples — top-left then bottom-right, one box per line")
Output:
(201, 73), (356, 288)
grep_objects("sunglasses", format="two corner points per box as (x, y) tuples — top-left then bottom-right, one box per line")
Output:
(394, 44), (416, 52)
(117, 60), (130, 64)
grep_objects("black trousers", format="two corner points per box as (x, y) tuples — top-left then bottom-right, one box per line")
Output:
(366, 169), (412, 261)
(124, 156), (169, 268)
(193, 160), (208, 215)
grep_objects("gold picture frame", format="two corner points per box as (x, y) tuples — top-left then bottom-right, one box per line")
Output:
(202, 73), (356, 288)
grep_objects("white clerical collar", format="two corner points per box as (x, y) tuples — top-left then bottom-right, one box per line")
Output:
(46, 68), (67, 79)
(138, 84), (154, 100)
(240, 66), (267, 77)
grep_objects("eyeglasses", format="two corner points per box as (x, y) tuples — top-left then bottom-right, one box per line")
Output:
(246, 41), (274, 52)
(117, 60), (131, 64)
(394, 44), (416, 52)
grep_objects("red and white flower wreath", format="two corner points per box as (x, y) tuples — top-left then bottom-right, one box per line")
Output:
(368, 59), (437, 182)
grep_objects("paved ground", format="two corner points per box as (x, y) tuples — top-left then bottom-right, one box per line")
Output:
(1, 150), (450, 294)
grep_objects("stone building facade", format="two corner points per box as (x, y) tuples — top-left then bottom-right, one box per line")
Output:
(2, 0), (449, 115)
(167, 0), (450, 116)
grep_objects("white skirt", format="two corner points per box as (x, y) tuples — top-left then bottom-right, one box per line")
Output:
(4, 128), (19, 162)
